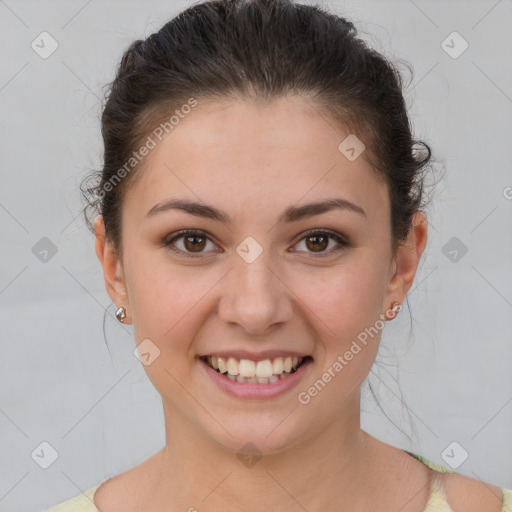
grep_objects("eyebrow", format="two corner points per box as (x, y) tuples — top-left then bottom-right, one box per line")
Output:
(146, 197), (366, 223)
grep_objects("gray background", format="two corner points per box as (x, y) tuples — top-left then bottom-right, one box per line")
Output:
(0, 0), (511, 510)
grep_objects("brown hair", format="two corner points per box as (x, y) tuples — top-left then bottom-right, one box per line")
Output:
(82, 0), (434, 259)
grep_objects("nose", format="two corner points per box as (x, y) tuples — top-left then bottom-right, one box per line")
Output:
(217, 251), (293, 335)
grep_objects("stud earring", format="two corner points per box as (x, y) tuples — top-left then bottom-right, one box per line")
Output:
(115, 306), (127, 323)
(391, 302), (402, 313)
(387, 301), (402, 320)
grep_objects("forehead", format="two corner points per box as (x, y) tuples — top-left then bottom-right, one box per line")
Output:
(124, 95), (389, 225)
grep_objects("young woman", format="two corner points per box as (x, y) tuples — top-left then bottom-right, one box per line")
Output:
(46, 0), (512, 510)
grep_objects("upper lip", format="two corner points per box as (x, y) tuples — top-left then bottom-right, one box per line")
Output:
(199, 350), (312, 362)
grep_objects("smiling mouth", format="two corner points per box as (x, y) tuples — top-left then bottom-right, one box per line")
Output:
(200, 355), (312, 384)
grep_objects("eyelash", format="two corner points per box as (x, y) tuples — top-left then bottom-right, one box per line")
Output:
(163, 229), (349, 258)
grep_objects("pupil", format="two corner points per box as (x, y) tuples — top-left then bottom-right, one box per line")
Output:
(185, 235), (205, 252)
(307, 235), (327, 252)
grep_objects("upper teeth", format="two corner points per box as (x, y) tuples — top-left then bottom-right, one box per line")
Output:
(206, 356), (303, 378)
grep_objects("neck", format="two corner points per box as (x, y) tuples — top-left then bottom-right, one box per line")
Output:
(151, 392), (377, 511)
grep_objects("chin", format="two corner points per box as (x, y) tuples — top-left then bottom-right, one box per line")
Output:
(205, 415), (307, 458)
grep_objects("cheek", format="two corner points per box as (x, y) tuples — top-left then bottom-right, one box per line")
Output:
(294, 257), (388, 341)
(124, 248), (221, 346)
(124, 251), (222, 395)
(293, 264), (386, 408)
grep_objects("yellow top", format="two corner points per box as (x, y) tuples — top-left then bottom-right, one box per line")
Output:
(44, 452), (512, 511)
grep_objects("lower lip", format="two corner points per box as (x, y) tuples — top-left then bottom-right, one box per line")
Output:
(198, 357), (313, 399)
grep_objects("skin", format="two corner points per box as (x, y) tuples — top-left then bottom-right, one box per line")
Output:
(93, 96), (502, 511)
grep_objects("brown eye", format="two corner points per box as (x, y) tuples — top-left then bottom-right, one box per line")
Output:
(294, 230), (348, 256)
(164, 230), (216, 257)
(183, 234), (206, 252)
(305, 233), (329, 252)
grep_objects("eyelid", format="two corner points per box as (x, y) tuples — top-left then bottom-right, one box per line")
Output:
(290, 229), (349, 256)
(163, 228), (349, 258)
(163, 229), (219, 258)
(295, 228), (349, 246)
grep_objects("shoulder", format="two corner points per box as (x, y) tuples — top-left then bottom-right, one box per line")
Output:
(92, 452), (163, 510)
(92, 473), (130, 510)
(44, 480), (105, 511)
(439, 471), (509, 512)
(45, 473), (130, 512)
(406, 451), (510, 512)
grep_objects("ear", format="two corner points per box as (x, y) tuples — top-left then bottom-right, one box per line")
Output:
(383, 211), (428, 315)
(94, 215), (131, 324)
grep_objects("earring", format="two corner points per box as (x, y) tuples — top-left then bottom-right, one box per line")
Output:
(388, 301), (402, 320)
(391, 302), (402, 313)
(115, 306), (127, 323)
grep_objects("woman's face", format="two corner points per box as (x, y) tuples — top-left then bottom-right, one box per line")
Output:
(96, 95), (426, 454)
